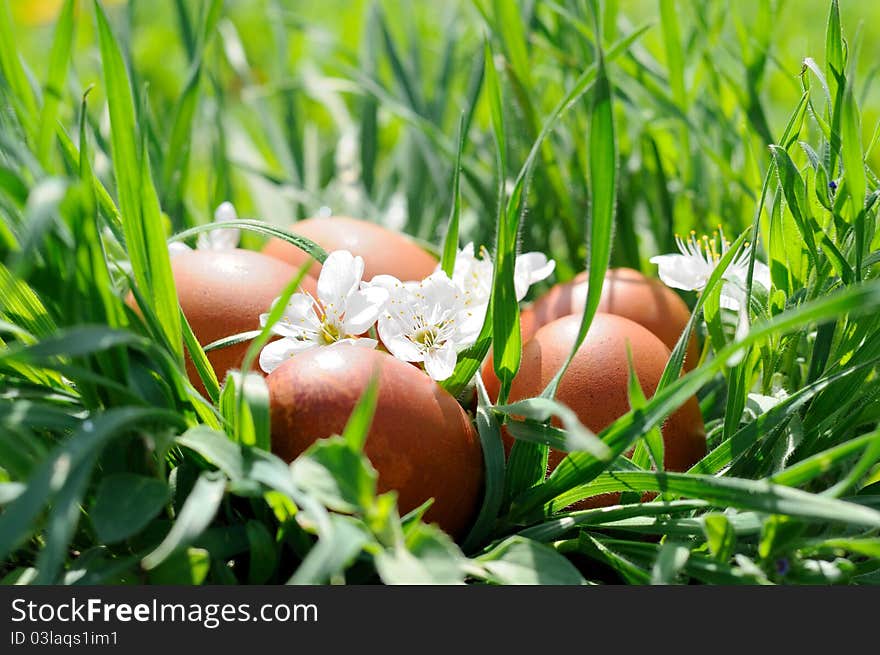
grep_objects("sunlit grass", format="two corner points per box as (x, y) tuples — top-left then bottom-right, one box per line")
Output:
(1, 0), (879, 585)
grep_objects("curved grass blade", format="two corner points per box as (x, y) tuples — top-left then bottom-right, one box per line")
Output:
(342, 371), (380, 452)
(437, 23), (649, 399)
(476, 536), (587, 585)
(142, 470), (227, 570)
(518, 500), (709, 542)
(33, 453), (99, 584)
(440, 114), (466, 277)
(461, 375), (506, 553)
(689, 356), (879, 476)
(841, 78), (866, 278)
(546, 470), (880, 529)
(181, 310), (220, 403)
(0, 408), (184, 562)
(495, 397), (608, 458)
(94, 0), (182, 358)
(169, 220), (327, 263)
(509, 278), (880, 520)
(541, 34), (616, 399)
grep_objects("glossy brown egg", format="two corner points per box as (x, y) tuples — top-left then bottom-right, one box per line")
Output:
(491, 313), (706, 509)
(267, 346), (483, 537)
(262, 216), (438, 282)
(170, 249), (317, 394)
(530, 267), (699, 370)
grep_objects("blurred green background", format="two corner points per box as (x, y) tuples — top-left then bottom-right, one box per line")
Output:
(8, 0), (880, 279)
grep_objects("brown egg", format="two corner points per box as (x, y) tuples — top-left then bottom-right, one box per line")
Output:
(530, 268), (700, 370)
(262, 216), (438, 282)
(493, 313), (706, 509)
(170, 249), (317, 394)
(267, 346), (483, 537)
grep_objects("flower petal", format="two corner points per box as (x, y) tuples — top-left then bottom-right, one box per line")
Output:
(719, 280), (744, 311)
(259, 338), (312, 373)
(366, 274), (405, 292)
(318, 250), (363, 308)
(446, 241), (476, 273)
(214, 201), (237, 223)
(457, 303), (487, 347)
(514, 252), (556, 300)
(650, 253), (707, 291)
(424, 343), (457, 381)
(752, 260), (771, 290)
(197, 203), (240, 250)
(418, 272), (463, 320)
(266, 293), (322, 338)
(168, 241), (192, 258)
(378, 315), (423, 362)
(342, 285), (389, 335)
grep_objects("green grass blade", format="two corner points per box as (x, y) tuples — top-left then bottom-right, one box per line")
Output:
(94, 0), (182, 358)
(769, 145), (819, 270)
(0, 0), (38, 139)
(510, 279), (880, 520)
(770, 430), (880, 491)
(825, 0), (844, 85)
(181, 309), (220, 403)
(440, 114), (466, 277)
(170, 220), (327, 263)
(519, 500), (709, 542)
(438, 24), (649, 400)
(142, 470), (226, 570)
(477, 536), (587, 585)
(658, 0), (686, 108)
(491, 0), (531, 87)
(461, 375), (506, 553)
(33, 453), (97, 584)
(548, 470), (880, 529)
(542, 39), (616, 399)
(0, 408), (183, 562)
(36, 0), (76, 166)
(841, 79), (866, 278)
(342, 372), (380, 452)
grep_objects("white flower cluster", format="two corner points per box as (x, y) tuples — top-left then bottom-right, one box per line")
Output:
(650, 229), (770, 311)
(258, 244), (555, 381)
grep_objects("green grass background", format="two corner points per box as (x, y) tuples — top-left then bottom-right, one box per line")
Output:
(1, 0), (879, 584)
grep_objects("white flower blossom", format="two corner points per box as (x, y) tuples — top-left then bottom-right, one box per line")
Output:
(167, 241), (193, 258)
(169, 201), (241, 257)
(441, 243), (556, 334)
(514, 251), (557, 299)
(258, 250), (388, 373)
(373, 272), (479, 381)
(197, 201), (241, 250)
(649, 229), (771, 311)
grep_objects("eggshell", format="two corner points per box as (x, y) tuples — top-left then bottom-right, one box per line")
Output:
(492, 313), (705, 509)
(262, 216), (438, 282)
(170, 248), (317, 394)
(267, 346), (483, 537)
(530, 267), (699, 370)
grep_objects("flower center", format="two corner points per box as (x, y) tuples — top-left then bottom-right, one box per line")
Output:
(413, 326), (440, 348)
(320, 319), (342, 344)
(675, 227), (733, 265)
